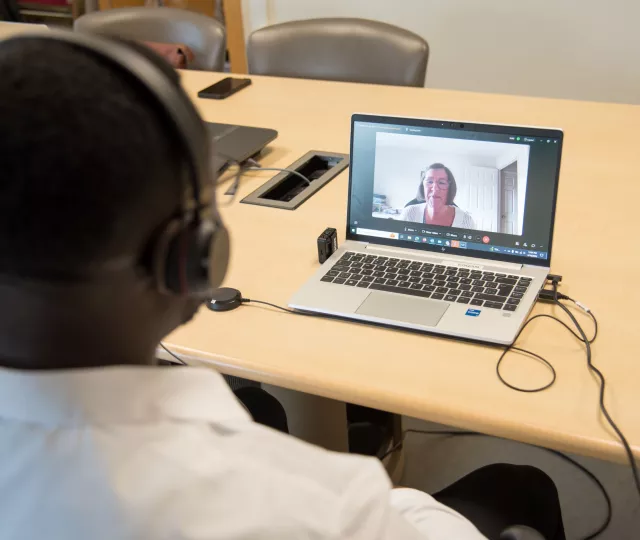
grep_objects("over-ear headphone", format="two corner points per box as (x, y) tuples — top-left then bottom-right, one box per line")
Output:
(7, 30), (229, 297)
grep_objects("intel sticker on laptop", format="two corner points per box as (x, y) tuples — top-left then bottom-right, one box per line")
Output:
(465, 309), (481, 317)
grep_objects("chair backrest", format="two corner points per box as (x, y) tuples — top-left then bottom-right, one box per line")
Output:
(247, 18), (429, 88)
(74, 7), (225, 71)
(0, 0), (21, 22)
(0, 21), (47, 37)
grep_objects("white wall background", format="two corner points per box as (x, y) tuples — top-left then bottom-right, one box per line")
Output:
(372, 133), (529, 233)
(241, 0), (640, 104)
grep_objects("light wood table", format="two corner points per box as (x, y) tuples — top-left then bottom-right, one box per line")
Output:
(164, 70), (640, 465)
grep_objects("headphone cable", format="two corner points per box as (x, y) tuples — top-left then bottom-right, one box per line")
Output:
(240, 298), (300, 313)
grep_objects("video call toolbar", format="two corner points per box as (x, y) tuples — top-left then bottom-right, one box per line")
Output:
(353, 226), (549, 260)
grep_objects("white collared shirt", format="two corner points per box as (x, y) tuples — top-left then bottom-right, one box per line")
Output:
(0, 365), (486, 540)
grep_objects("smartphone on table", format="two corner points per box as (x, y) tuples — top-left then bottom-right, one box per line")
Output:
(198, 77), (252, 100)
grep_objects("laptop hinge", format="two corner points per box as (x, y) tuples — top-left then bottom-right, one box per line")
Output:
(364, 244), (523, 271)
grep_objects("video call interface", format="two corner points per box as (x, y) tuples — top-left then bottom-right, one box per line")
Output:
(348, 119), (562, 262)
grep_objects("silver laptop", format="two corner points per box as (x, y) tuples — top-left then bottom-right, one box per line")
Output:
(289, 114), (563, 345)
(208, 122), (278, 173)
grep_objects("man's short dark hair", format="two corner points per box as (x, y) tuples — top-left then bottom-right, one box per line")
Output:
(0, 37), (183, 279)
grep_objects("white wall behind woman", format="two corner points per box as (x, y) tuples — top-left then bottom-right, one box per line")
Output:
(241, 0), (640, 105)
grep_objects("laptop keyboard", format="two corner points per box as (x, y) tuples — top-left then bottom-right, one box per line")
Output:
(321, 252), (533, 311)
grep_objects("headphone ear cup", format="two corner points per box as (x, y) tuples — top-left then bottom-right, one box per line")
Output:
(207, 221), (229, 289)
(152, 219), (183, 295)
(153, 219), (229, 296)
(186, 220), (229, 295)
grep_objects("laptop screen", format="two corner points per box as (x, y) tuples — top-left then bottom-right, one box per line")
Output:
(347, 114), (563, 266)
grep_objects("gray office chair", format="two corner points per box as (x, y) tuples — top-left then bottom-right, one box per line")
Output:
(501, 526), (546, 540)
(247, 18), (429, 87)
(74, 7), (226, 71)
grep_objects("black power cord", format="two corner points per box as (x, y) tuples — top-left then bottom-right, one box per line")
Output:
(380, 429), (612, 540)
(550, 286), (640, 499)
(499, 279), (639, 500)
(496, 306), (596, 393)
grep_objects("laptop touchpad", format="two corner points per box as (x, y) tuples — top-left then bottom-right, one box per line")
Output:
(356, 292), (449, 327)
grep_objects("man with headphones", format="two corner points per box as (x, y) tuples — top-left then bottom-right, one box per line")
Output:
(0, 32), (564, 540)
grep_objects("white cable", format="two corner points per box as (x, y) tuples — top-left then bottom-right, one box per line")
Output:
(245, 167), (311, 186)
(575, 300), (591, 313)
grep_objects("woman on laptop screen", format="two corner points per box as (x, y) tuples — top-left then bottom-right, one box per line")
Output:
(400, 163), (475, 228)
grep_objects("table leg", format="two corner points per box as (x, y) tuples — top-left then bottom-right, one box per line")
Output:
(263, 384), (349, 452)
(383, 414), (405, 485)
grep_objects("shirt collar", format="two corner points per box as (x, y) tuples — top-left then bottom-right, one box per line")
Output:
(0, 365), (251, 426)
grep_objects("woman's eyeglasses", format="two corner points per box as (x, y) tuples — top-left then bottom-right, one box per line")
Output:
(425, 179), (449, 189)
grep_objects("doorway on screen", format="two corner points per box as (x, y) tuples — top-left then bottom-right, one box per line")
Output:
(499, 161), (518, 235)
